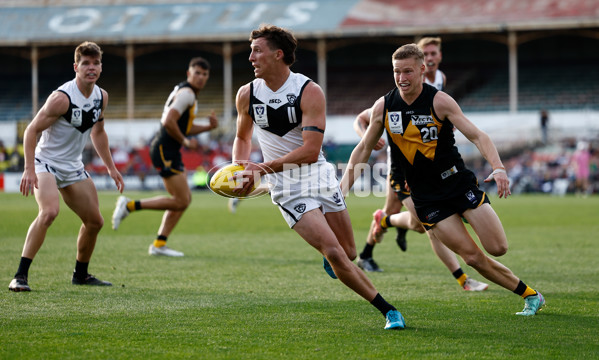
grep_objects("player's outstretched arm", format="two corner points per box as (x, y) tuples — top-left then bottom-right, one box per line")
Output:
(341, 97), (386, 196)
(354, 108), (386, 150)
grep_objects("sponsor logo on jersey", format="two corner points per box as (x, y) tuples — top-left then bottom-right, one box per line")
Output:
(83, 103), (91, 109)
(411, 115), (434, 125)
(440, 166), (458, 179)
(426, 210), (440, 221)
(269, 98), (281, 104)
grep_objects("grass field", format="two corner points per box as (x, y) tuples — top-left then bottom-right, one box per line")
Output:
(1, 191), (598, 359)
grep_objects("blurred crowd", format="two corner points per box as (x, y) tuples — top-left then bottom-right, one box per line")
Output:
(500, 138), (597, 196)
(341, 136), (599, 197)
(1, 136), (597, 196)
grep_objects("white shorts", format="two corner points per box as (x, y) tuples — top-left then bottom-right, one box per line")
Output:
(270, 162), (347, 228)
(35, 157), (90, 189)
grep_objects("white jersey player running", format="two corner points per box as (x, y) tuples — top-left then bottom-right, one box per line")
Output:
(249, 71), (343, 225)
(232, 24), (405, 330)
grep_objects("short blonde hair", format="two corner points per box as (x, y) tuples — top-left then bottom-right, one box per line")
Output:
(392, 43), (424, 63)
(417, 37), (442, 51)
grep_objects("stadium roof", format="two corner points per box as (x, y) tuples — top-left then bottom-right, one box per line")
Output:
(1, 0), (598, 46)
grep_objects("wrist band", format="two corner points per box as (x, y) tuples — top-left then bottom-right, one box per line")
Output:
(492, 168), (507, 176)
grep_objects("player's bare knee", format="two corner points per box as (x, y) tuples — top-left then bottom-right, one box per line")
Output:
(383, 203), (401, 215)
(85, 215), (104, 232)
(486, 243), (508, 257)
(173, 197), (191, 211)
(323, 247), (344, 264)
(38, 208), (59, 227)
(346, 248), (357, 261)
(462, 251), (486, 269)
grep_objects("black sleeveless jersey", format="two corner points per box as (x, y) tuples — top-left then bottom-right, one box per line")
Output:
(154, 81), (196, 149)
(383, 83), (475, 204)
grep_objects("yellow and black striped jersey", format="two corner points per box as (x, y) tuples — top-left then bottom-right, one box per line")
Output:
(383, 83), (474, 204)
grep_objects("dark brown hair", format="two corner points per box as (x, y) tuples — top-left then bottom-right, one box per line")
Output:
(189, 57), (210, 70)
(74, 41), (102, 64)
(250, 24), (297, 66)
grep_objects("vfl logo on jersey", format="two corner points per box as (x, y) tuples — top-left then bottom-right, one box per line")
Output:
(387, 111), (403, 134)
(253, 104), (269, 128)
(287, 94), (297, 105)
(465, 190), (477, 203)
(294, 203), (306, 213)
(411, 115), (434, 126)
(71, 108), (82, 127)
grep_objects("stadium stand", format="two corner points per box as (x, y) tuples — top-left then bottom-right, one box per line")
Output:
(0, 0), (597, 194)
(0, 52), (32, 122)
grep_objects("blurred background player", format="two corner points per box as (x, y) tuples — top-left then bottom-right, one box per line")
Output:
(111, 57), (218, 257)
(420, 37), (446, 91)
(354, 37), (488, 292)
(9, 41), (124, 292)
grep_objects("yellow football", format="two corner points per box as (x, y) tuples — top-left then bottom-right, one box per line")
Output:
(209, 164), (258, 198)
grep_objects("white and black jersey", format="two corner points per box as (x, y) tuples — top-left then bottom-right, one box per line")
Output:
(249, 72), (327, 191)
(425, 69), (445, 91)
(35, 79), (104, 172)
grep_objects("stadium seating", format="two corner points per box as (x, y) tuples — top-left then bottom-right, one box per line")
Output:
(0, 73), (32, 122)
(1, 40), (598, 121)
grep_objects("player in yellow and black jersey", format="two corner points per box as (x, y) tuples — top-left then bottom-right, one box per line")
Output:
(342, 43), (544, 316)
(383, 83), (478, 214)
(111, 57), (218, 257)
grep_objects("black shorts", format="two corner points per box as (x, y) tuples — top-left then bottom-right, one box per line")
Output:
(414, 184), (490, 230)
(389, 168), (410, 201)
(150, 141), (185, 178)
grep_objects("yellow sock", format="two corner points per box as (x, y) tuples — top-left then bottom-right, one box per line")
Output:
(381, 215), (389, 229)
(521, 286), (537, 298)
(456, 273), (467, 287)
(126, 200), (136, 212)
(153, 239), (166, 248)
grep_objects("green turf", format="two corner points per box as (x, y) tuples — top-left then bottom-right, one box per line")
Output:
(1, 191), (598, 359)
